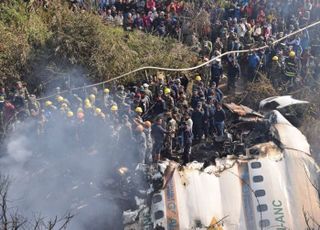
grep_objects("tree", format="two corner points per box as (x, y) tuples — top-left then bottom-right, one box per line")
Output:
(0, 175), (74, 230)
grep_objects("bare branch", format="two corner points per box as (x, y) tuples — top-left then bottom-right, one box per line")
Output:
(57, 212), (74, 230)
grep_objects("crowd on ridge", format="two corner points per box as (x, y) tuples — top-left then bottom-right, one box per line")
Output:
(66, 0), (320, 86)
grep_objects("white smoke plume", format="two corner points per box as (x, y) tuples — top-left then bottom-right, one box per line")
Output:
(0, 69), (139, 230)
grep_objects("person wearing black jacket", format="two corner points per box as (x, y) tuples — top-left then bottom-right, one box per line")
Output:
(181, 122), (192, 165)
(213, 103), (226, 137)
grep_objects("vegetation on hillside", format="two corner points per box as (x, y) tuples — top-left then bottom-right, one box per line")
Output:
(0, 0), (197, 92)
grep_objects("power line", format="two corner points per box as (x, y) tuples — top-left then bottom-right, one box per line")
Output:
(37, 20), (320, 101)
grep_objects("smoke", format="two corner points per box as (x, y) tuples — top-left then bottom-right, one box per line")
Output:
(0, 68), (139, 229)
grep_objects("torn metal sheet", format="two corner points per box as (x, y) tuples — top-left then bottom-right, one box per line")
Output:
(224, 103), (264, 118)
(259, 95), (309, 111)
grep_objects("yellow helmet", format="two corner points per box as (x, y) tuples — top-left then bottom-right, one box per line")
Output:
(77, 107), (84, 113)
(45, 101), (52, 107)
(89, 94), (96, 101)
(289, 51), (295, 58)
(164, 87), (171, 94)
(104, 88), (110, 94)
(111, 105), (118, 111)
(57, 96), (64, 102)
(272, 56), (278, 61)
(95, 108), (102, 115)
(67, 111), (74, 118)
(61, 103), (68, 109)
(135, 107), (143, 113)
(195, 75), (201, 81)
(84, 103), (92, 109)
(84, 98), (90, 104)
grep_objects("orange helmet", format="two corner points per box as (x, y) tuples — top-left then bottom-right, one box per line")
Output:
(136, 125), (144, 132)
(77, 112), (85, 120)
(144, 121), (152, 128)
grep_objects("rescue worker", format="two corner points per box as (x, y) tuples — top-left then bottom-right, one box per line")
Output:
(163, 88), (174, 111)
(135, 125), (147, 164)
(284, 51), (298, 86)
(163, 113), (176, 158)
(193, 75), (202, 92)
(268, 56), (282, 87)
(110, 104), (119, 121)
(133, 106), (144, 125)
(28, 94), (40, 116)
(103, 88), (112, 109)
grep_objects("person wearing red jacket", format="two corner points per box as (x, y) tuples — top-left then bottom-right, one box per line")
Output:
(3, 100), (15, 125)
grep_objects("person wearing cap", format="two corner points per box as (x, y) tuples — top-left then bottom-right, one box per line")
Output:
(143, 83), (153, 99)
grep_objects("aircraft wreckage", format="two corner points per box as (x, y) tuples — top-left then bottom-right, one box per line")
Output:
(120, 96), (320, 230)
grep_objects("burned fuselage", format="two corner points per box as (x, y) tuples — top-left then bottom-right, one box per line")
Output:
(122, 102), (320, 230)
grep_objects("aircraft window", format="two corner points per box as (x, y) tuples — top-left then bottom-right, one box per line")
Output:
(253, 175), (263, 182)
(259, 219), (270, 228)
(255, 190), (266, 197)
(152, 194), (162, 203)
(257, 204), (268, 212)
(154, 211), (164, 220)
(251, 162), (261, 169)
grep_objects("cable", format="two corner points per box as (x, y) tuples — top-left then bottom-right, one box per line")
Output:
(36, 20), (320, 101)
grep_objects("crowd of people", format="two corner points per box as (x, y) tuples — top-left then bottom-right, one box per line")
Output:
(0, 75), (225, 166)
(26, 0), (320, 88)
(66, 0), (320, 88)
(1, 0), (320, 166)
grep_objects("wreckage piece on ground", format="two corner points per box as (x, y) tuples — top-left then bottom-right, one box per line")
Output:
(124, 107), (320, 230)
(259, 95), (310, 127)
